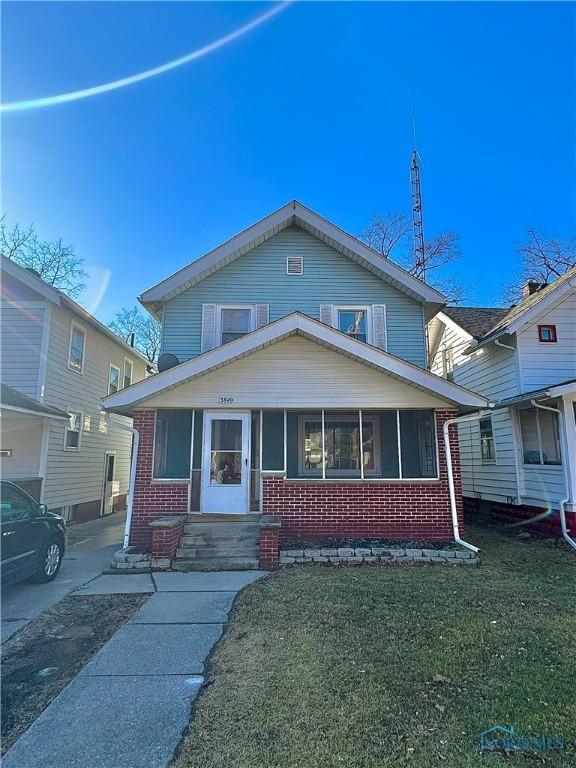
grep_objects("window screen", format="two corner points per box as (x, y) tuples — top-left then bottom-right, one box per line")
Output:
(153, 410), (193, 479)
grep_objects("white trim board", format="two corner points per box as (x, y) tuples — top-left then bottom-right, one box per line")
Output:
(102, 312), (491, 413)
(139, 200), (446, 314)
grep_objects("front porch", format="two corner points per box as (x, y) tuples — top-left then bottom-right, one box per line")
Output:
(128, 407), (463, 569)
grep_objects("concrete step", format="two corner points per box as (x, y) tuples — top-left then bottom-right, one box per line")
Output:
(176, 545), (259, 559)
(183, 523), (260, 535)
(187, 514), (262, 522)
(180, 533), (259, 547)
(172, 556), (260, 572)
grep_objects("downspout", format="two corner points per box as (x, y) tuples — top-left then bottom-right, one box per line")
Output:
(103, 412), (139, 549)
(494, 338), (515, 352)
(530, 400), (576, 551)
(443, 411), (492, 552)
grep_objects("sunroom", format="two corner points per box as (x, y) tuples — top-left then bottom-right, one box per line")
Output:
(152, 407), (440, 514)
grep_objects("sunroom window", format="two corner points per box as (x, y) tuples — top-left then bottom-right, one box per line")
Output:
(519, 408), (561, 466)
(153, 410), (193, 479)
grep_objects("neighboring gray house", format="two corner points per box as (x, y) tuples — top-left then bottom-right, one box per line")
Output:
(428, 266), (576, 535)
(0, 256), (149, 522)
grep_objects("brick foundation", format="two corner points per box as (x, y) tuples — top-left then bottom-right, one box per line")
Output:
(263, 410), (461, 543)
(131, 410), (189, 550)
(464, 497), (576, 538)
(259, 523), (281, 570)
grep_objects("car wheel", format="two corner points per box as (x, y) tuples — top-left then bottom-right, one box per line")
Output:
(31, 539), (63, 583)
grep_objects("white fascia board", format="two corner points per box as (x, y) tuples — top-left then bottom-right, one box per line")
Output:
(546, 382), (576, 398)
(1, 256), (62, 304)
(0, 404), (69, 420)
(435, 312), (474, 343)
(507, 277), (576, 335)
(139, 200), (446, 309)
(102, 312), (490, 411)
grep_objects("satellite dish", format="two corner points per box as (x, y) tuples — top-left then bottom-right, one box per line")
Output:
(157, 353), (179, 373)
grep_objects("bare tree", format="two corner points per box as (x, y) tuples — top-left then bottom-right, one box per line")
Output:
(108, 305), (161, 364)
(503, 228), (576, 303)
(1, 219), (87, 298)
(360, 212), (464, 303)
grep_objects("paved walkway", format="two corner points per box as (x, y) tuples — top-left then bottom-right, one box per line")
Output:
(3, 570), (266, 768)
(1, 511), (126, 642)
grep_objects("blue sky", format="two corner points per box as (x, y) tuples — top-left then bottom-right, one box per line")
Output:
(2, 1), (574, 320)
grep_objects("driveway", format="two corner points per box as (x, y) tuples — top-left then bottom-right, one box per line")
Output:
(1, 511), (126, 642)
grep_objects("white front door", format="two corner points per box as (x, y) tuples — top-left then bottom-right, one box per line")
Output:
(201, 412), (251, 514)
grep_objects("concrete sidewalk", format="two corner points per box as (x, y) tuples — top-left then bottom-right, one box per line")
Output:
(2, 570), (266, 768)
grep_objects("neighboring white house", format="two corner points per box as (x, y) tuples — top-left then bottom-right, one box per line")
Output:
(428, 266), (576, 532)
(0, 256), (149, 522)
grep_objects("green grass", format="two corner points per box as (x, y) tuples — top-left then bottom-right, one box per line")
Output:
(174, 525), (576, 768)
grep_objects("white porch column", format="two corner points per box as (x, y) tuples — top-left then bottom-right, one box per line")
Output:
(561, 395), (576, 507)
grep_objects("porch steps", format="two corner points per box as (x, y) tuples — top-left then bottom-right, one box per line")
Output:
(173, 516), (261, 571)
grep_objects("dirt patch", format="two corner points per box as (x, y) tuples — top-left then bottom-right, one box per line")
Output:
(281, 537), (459, 550)
(1, 593), (148, 754)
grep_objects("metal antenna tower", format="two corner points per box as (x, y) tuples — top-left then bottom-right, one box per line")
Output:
(410, 149), (426, 281)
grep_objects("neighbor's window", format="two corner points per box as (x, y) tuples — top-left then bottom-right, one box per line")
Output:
(442, 347), (454, 381)
(68, 322), (86, 373)
(220, 307), (253, 345)
(124, 358), (134, 389)
(538, 325), (557, 343)
(336, 308), (369, 343)
(479, 416), (496, 462)
(519, 408), (561, 465)
(108, 364), (120, 395)
(153, 410), (193, 479)
(65, 411), (82, 450)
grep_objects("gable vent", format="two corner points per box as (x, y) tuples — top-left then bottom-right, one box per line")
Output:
(286, 256), (303, 275)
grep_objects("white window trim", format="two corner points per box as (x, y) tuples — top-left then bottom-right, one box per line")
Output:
(479, 415), (497, 464)
(64, 409), (83, 451)
(68, 321), (86, 375)
(519, 407), (562, 468)
(333, 305), (373, 345)
(108, 364), (121, 395)
(215, 304), (257, 347)
(123, 357), (134, 389)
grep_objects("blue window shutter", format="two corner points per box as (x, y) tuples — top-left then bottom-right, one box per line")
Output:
(201, 304), (217, 352)
(255, 304), (269, 329)
(320, 304), (334, 327)
(372, 304), (387, 350)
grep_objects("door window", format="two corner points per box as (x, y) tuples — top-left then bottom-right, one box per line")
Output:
(0, 485), (37, 522)
(210, 420), (242, 484)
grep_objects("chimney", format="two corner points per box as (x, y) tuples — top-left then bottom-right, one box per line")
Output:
(522, 279), (544, 298)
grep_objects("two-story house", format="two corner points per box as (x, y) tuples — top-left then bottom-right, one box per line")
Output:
(0, 256), (149, 522)
(102, 201), (489, 569)
(428, 266), (576, 542)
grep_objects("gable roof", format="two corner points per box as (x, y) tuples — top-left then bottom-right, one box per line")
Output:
(439, 265), (576, 349)
(139, 201), (446, 318)
(442, 307), (509, 339)
(102, 312), (490, 414)
(0, 383), (69, 420)
(1, 256), (150, 365)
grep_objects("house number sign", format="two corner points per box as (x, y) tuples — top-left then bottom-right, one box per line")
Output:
(219, 396), (234, 404)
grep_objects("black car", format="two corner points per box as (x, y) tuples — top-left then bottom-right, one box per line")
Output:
(0, 481), (66, 585)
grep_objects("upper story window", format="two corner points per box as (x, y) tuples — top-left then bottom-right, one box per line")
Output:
(124, 358), (134, 388)
(442, 347), (454, 381)
(336, 307), (370, 344)
(65, 411), (82, 450)
(538, 324), (557, 343)
(479, 416), (495, 462)
(68, 322), (86, 373)
(220, 307), (253, 345)
(519, 407), (561, 466)
(108, 364), (121, 395)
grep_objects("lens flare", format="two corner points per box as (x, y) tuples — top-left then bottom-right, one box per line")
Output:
(1, 2), (291, 113)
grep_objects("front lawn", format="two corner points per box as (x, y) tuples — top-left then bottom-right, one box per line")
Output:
(174, 525), (575, 767)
